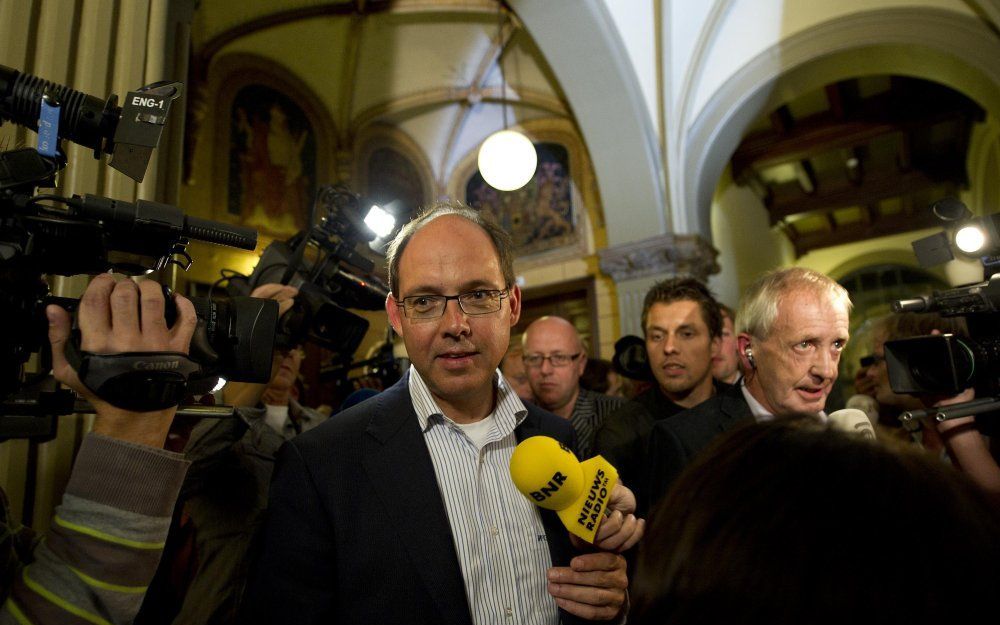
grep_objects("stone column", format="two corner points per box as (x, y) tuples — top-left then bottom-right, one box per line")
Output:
(598, 233), (719, 338)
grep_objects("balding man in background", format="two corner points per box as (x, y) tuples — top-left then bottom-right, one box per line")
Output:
(522, 316), (624, 458)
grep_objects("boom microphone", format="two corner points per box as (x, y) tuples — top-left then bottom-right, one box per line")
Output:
(509, 436), (618, 543)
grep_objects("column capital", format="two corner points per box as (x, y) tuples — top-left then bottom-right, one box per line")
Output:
(598, 233), (719, 283)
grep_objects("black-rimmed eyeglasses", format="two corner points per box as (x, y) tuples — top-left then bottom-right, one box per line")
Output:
(395, 289), (509, 320)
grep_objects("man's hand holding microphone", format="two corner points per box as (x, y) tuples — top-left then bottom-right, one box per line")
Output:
(510, 436), (645, 620)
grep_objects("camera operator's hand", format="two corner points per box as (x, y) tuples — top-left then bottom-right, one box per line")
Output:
(223, 284), (299, 408)
(46, 274), (197, 449)
(922, 387), (1000, 496)
(248, 283), (299, 316)
(854, 366), (877, 397)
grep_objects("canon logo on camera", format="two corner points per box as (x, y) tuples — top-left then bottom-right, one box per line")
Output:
(133, 360), (180, 371)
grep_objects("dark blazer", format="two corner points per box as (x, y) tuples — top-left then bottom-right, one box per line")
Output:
(246, 375), (593, 625)
(595, 387), (685, 507)
(643, 383), (754, 516)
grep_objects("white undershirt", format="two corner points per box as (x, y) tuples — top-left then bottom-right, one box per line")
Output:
(264, 403), (290, 433)
(454, 415), (496, 449)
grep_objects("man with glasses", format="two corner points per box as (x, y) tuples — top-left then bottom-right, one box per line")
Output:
(522, 316), (624, 458)
(249, 202), (641, 625)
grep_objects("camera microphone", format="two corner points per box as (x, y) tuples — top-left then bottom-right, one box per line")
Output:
(508, 436), (618, 544)
(76, 194), (257, 251)
(892, 297), (932, 313)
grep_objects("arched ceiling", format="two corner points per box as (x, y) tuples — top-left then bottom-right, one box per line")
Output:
(731, 75), (983, 257)
(684, 6), (1000, 245)
(190, 0), (572, 190)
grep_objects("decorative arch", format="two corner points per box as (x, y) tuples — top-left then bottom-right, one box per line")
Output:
(684, 7), (1000, 243)
(447, 117), (603, 268)
(837, 260), (951, 387)
(511, 0), (666, 246)
(966, 117), (1000, 215)
(354, 123), (436, 220)
(826, 249), (945, 283)
(207, 53), (338, 238)
(837, 262), (949, 322)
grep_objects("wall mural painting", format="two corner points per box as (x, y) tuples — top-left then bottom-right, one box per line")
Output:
(228, 85), (317, 238)
(466, 142), (575, 255)
(366, 146), (425, 223)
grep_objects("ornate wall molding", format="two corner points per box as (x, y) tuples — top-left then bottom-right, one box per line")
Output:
(598, 233), (719, 283)
(354, 122), (436, 205)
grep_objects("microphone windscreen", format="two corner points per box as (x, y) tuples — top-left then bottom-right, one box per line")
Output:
(828, 407), (877, 440)
(509, 436), (619, 543)
(509, 436), (584, 510)
(846, 393), (880, 424)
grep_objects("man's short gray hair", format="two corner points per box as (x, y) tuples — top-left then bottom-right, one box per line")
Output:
(736, 267), (852, 339)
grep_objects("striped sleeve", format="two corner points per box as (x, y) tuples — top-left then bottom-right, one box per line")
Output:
(1, 433), (189, 625)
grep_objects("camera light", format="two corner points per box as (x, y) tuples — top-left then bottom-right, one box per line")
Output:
(955, 225), (987, 254)
(212, 377), (228, 393)
(364, 205), (396, 238)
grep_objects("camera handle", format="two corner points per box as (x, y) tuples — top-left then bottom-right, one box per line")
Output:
(900, 396), (1000, 423)
(63, 334), (201, 411)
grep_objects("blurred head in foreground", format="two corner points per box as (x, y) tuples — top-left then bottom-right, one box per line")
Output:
(633, 419), (1000, 625)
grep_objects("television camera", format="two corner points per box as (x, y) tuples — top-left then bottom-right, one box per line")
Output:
(883, 197), (1000, 423)
(225, 184), (401, 395)
(1, 64), (278, 439)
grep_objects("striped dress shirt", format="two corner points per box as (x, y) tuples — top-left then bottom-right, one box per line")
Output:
(408, 365), (559, 625)
(569, 388), (626, 459)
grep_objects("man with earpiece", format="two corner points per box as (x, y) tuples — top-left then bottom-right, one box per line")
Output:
(644, 267), (852, 512)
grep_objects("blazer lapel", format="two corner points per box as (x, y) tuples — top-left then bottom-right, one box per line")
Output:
(515, 407), (546, 442)
(717, 385), (755, 433)
(362, 378), (472, 625)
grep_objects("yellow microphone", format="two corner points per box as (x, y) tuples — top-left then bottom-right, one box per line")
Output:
(509, 436), (619, 544)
